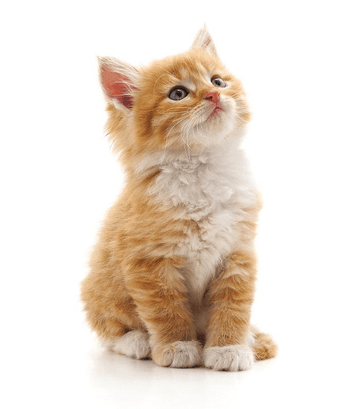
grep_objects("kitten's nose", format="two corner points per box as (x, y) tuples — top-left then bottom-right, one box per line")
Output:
(204, 91), (220, 104)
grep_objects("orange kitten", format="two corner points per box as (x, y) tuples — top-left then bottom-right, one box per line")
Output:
(81, 27), (277, 371)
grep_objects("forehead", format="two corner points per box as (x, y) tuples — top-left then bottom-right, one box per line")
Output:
(144, 49), (227, 92)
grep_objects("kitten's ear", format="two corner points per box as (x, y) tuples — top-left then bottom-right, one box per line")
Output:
(98, 56), (139, 110)
(191, 26), (218, 58)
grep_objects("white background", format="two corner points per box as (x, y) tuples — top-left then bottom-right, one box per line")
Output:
(1, 1), (360, 408)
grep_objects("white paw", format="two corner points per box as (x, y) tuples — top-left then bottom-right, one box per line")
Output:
(108, 330), (151, 359)
(153, 341), (202, 368)
(204, 344), (254, 371)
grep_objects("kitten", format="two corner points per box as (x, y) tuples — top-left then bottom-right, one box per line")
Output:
(81, 27), (277, 371)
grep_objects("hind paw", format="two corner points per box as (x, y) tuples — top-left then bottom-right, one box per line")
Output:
(107, 330), (151, 359)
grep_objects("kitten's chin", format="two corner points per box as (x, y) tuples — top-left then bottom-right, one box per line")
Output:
(190, 110), (237, 147)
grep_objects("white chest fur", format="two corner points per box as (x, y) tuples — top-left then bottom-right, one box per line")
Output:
(147, 137), (257, 329)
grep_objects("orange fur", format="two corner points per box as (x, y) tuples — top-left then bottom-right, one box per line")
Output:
(81, 27), (277, 370)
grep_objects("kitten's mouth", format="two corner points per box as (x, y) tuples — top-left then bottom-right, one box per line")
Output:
(209, 106), (224, 119)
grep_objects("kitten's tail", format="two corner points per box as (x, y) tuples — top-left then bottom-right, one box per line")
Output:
(251, 325), (278, 361)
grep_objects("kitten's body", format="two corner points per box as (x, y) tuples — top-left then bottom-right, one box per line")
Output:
(150, 139), (258, 332)
(81, 28), (277, 371)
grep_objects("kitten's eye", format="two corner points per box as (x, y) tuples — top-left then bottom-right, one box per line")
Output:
(211, 77), (226, 88)
(168, 87), (189, 101)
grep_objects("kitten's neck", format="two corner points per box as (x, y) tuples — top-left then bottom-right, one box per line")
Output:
(134, 133), (244, 175)
(143, 135), (256, 220)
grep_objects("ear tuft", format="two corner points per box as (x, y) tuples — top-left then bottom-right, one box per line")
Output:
(192, 26), (218, 58)
(98, 57), (139, 110)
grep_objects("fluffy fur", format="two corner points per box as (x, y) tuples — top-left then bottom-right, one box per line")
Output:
(81, 27), (277, 371)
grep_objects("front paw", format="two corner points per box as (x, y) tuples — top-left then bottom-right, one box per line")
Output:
(152, 341), (202, 368)
(204, 344), (254, 371)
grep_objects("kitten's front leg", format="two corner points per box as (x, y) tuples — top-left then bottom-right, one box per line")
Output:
(124, 257), (202, 368)
(204, 251), (257, 371)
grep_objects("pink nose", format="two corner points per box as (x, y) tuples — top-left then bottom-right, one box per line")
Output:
(204, 91), (220, 104)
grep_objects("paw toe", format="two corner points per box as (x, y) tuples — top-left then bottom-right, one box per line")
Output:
(153, 341), (202, 368)
(111, 330), (151, 359)
(204, 344), (254, 371)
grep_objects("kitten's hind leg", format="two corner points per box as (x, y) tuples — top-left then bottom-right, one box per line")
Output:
(106, 330), (151, 360)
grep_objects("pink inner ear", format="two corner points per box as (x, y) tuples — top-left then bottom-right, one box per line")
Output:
(101, 66), (134, 109)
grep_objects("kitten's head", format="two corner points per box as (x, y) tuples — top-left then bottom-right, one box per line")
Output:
(98, 27), (250, 168)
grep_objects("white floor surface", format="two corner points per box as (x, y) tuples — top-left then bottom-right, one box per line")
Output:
(3, 293), (359, 409)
